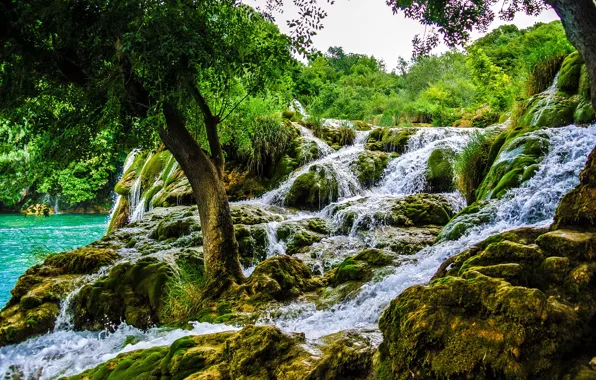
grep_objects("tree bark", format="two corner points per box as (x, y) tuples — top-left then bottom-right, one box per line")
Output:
(546, 0), (596, 112)
(159, 103), (244, 294)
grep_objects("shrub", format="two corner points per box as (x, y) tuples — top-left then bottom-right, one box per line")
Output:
(525, 55), (566, 96)
(454, 130), (504, 204)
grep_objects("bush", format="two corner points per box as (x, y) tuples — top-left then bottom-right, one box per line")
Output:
(454, 130), (504, 204)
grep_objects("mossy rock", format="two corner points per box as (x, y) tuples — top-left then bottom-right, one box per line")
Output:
(334, 248), (393, 285)
(230, 203), (285, 225)
(285, 165), (339, 210)
(69, 325), (376, 380)
(353, 120), (373, 131)
(476, 132), (549, 200)
(371, 226), (441, 255)
(558, 52), (584, 95)
(235, 224), (268, 267)
(0, 246), (119, 346)
(72, 257), (175, 330)
(516, 93), (579, 129)
(554, 148), (596, 230)
(366, 128), (416, 153)
(150, 216), (201, 242)
(424, 148), (455, 193)
(379, 226), (596, 379)
(353, 150), (390, 187)
(151, 168), (195, 208)
(575, 100), (596, 124)
(437, 201), (493, 242)
(244, 255), (321, 302)
(276, 218), (331, 255)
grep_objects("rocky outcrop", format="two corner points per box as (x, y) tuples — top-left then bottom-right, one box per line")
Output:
(378, 223), (596, 379)
(353, 150), (390, 187)
(0, 246), (119, 346)
(515, 52), (594, 129)
(68, 325), (378, 380)
(366, 127), (416, 153)
(285, 165), (340, 210)
(424, 148), (455, 193)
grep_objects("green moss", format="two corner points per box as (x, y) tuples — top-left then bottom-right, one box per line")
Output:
(285, 165), (339, 210)
(354, 150), (390, 187)
(557, 52), (584, 95)
(575, 100), (596, 124)
(425, 148), (455, 193)
(476, 132), (549, 200)
(366, 127), (416, 153)
(72, 257), (175, 330)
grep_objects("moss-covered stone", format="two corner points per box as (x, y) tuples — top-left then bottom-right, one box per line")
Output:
(150, 216), (201, 242)
(516, 93), (579, 129)
(558, 52), (584, 95)
(285, 165), (339, 210)
(276, 218), (331, 255)
(0, 246), (119, 346)
(69, 325), (377, 380)
(575, 100), (596, 124)
(379, 226), (596, 379)
(437, 201), (492, 242)
(353, 150), (390, 187)
(424, 148), (455, 193)
(235, 224), (268, 267)
(554, 148), (596, 230)
(476, 132), (549, 200)
(72, 257), (175, 330)
(366, 128), (416, 153)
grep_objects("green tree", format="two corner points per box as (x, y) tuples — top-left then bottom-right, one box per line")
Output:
(0, 0), (293, 294)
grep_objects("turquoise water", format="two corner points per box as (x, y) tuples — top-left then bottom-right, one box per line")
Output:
(0, 214), (108, 308)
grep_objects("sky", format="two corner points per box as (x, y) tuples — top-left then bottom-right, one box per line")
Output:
(248, 0), (559, 70)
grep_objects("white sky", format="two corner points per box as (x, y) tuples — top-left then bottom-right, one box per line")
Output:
(248, 0), (559, 70)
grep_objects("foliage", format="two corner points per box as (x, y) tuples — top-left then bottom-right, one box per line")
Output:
(454, 130), (504, 205)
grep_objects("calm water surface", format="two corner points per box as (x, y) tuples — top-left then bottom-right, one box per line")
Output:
(0, 213), (107, 307)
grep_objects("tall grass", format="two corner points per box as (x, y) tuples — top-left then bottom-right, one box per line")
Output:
(162, 260), (206, 323)
(454, 130), (503, 205)
(525, 55), (566, 96)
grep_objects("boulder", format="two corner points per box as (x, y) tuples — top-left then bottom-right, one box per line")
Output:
(424, 148), (455, 193)
(285, 165), (339, 210)
(378, 226), (596, 379)
(366, 128), (416, 153)
(353, 150), (390, 187)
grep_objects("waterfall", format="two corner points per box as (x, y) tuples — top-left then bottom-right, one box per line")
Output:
(3, 122), (596, 379)
(107, 149), (139, 225)
(129, 152), (154, 222)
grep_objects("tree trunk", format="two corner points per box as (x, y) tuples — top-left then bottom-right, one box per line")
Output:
(548, 0), (596, 112)
(159, 103), (244, 295)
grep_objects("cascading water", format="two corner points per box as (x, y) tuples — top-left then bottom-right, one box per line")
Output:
(108, 149), (140, 223)
(128, 151), (153, 222)
(3, 122), (596, 378)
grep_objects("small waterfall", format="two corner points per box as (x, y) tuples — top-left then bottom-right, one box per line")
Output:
(108, 149), (139, 224)
(377, 127), (475, 195)
(290, 99), (308, 117)
(530, 73), (560, 127)
(129, 152), (154, 222)
(296, 125), (333, 157)
(260, 131), (369, 205)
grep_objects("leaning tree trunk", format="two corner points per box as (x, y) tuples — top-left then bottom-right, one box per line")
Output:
(159, 103), (244, 295)
(548, 0), (596, 112)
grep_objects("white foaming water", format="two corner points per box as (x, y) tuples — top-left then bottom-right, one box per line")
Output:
(376, 127), (476, 195)
(0, 322), (238, 379)
(268, 124), (596, 339)
(296, 124), (333, 158)
(129, 151), (154, 222)
(108, 149), (140, 224)
(259, 132), (369, 206)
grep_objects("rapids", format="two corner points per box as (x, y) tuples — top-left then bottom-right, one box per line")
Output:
(2, 122), (596, 379)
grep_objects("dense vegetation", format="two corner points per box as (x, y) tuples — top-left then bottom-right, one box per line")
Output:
(0, 20), (574, 211)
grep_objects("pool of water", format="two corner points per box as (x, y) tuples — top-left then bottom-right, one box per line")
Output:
(0, 213), (108, 308)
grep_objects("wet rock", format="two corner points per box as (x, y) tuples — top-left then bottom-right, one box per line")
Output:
(366, 127), (416, 153)
(21, 203), (54, 216)
(437, 200), (492, 242)
(235, 224), (268, 267)
(557, 52), (583, 95)
(353, 150), (390, 187)
(276, 218), (331, 255)
(554, 148), (596, 230)
(285, 165), (339, 210)
(476, 132), (550, 200)
(230, 203), (286, 225)
(68, 325), (377, 380)
(72, 257), (175, 330)
(370, 226), (441, 255)
(150, 215), (201, 241)
(379, 226), (596, 379)
(424, 148), (455, 193)
(0, 246), (119, 346)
